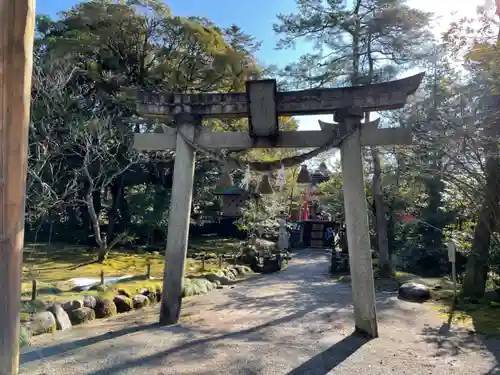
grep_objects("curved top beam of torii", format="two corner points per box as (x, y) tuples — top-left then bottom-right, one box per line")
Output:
(136, 72), (424, 118)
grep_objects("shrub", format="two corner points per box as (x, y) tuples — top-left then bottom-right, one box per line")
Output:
(182, 279), (195, 297)
(19, 326), (31, 347)
(20, 299), (46, 314)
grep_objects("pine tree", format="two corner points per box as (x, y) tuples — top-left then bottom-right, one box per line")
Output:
(274, 0), (432, 275)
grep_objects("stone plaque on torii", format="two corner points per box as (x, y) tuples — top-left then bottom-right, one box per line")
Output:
(133, 73), (424, 338)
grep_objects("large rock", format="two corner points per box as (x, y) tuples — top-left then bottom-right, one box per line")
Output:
(114, 295), (133, 313)
(94, 299), (117, 318)
(83, 295), (97, 309)
(132, 294), (150, 309)
(61, 300), (83, 313)
(23, 311), (56, 336)
(46, 304), (72, 331)
(70, 307), (96, 325)
(398, 282), (431, 302)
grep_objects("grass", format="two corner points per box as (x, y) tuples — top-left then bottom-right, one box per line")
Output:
(335, 269), (500, 337)
(188, 237), (241, 257)
(21, 238), (241, 303)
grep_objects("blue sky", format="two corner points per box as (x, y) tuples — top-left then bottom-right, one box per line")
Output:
(36, 0), (482, 131)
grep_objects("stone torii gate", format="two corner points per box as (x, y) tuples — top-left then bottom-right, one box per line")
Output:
(133, 74), (424, 338)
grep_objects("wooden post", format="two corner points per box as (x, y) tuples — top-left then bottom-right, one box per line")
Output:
(200, 254), (205, 272)
(337, 109), (378, 338)
(100, 269), (105, 285)
(160, 114), (198, 325)
(31, 280), (37, 301)
(447, 240), (457, 303)
(146, 259), (151, 279)
(0, 1), (36, 373)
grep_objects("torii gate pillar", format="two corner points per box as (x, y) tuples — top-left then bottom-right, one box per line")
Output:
(160, 114), (198, 325)
(336, 108), (378, 338)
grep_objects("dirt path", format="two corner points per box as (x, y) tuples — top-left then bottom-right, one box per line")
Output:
(20, 250), (500, 375)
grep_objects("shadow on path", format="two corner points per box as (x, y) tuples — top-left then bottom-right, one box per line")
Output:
(85, 310), (323, 375)
(286, 332), (370, 375)
(21, 322), (160, 364)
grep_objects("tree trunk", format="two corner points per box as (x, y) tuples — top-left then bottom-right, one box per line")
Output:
(364, 20), (392, 277)
(371, 147), (392, 277)
(84, 192), (108, 263)
(107, 181), (122, 241)
(463, 33), (500, 297)
(462, 154), (500, 298)
(120, 187), (131, 229)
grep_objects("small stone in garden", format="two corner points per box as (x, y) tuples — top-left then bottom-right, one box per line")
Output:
(61, 300), (83, 313)
(132, 294), (150, 309)
(114, 295), (133, 313)
(398, 282), (431, 302)
(46, 304), (72, 331)
(23, 311), (57, 336)
(70, 307), (96, 325)
(83, 295), (97, 309)
(94, 299), (117, 318)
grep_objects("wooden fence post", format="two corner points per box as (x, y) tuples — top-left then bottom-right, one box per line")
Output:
(31, 280), (37, 301)
(0, 1), (36, 373)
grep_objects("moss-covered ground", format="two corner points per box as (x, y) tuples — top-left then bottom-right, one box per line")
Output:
(21, 238), (241, 304)
(334, 269), (500, 337)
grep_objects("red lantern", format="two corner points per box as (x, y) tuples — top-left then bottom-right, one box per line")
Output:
(399, 214), (416, 223)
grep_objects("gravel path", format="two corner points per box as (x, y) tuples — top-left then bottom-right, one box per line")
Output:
(20, 250), (500, 375)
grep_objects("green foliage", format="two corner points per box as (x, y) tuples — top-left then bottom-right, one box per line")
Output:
(274, 0), (432, 88)
(182, 278), (214, 297)
(316, 168), (344, 221)
(28, 1), (265, 246)
(235, 195), (286, 238)
(19, 326), (31, 348)
(20, 299), (46, 315)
